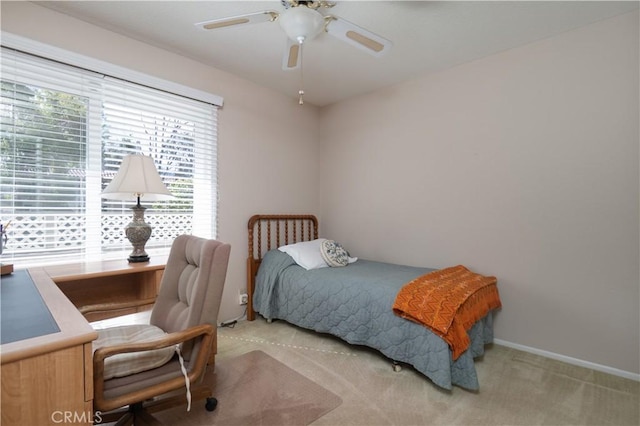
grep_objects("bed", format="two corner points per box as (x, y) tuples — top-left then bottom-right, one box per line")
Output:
(246, 214), (501, 391)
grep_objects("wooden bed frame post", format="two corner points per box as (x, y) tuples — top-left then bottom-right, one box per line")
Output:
(246, 214), (318, 321)
(246, 257), (257, 321)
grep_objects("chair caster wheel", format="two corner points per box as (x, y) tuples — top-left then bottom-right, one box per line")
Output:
(392, 362), (402, 372)
(205, 397), (218, 412)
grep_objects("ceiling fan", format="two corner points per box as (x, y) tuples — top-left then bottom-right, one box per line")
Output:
(195, 0), (392, 104)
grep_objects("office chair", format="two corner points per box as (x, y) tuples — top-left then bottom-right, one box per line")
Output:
(81, 235), (231, 425)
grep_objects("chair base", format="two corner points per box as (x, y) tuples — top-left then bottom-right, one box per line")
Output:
(97, 385), (216, 425)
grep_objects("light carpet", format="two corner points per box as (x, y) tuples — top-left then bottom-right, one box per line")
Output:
(214, 318), (640, 426)
(156, 349), (342, 426)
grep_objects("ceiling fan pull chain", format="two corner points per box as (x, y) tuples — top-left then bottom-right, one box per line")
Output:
(298, 38), (305, 105)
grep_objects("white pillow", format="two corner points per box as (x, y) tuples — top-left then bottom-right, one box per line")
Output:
(278, 238), (329, 270)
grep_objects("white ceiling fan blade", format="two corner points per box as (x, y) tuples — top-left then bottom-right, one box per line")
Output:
(282, 38), (301, 71)
(195, 10), (278, 31)
(326, 16), (392, 57)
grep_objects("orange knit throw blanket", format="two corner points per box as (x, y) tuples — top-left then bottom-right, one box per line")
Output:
(393, 265), (501, 360)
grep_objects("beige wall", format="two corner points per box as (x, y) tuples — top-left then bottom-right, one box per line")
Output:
(319, 11), (639, 374)
(0, 2), (321, 322)
(4, 2), (638, 377)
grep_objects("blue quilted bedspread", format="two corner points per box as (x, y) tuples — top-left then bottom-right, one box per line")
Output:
(253, 249), (495, 390)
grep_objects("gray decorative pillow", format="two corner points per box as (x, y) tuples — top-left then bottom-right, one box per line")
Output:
(320, 239), (349, 267)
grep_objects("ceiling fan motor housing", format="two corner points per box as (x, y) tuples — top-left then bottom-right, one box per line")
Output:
(279, 5), (325, 43)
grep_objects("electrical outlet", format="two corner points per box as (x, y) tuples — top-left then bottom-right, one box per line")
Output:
(239, 293), (248, 305)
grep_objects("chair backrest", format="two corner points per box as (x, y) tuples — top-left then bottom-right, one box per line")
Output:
(150, 235), (231, 360)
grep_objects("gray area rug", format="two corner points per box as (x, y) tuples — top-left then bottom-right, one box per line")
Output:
(208, 350), (342, 425)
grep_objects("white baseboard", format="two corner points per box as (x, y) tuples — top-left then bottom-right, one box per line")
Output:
(494, 339), (640, 382)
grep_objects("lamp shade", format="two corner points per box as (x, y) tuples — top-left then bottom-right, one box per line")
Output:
(101, 154), (174, 201)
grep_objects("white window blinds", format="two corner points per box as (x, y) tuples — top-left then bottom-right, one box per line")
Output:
(0, 47), (219, 266)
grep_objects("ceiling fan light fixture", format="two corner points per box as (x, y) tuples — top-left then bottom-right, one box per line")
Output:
(197, 0), (392, 105)
(279, 6), (325, 43)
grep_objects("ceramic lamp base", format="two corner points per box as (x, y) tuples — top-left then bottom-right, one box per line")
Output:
(125, 203), (152, 263)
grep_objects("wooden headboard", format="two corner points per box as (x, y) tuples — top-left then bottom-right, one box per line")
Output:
(246, 214), (318, 321)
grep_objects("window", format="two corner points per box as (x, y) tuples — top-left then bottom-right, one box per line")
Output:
(0, 46), (219, 266)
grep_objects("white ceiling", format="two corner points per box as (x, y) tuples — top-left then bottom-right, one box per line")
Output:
(34, 1), (639, 107)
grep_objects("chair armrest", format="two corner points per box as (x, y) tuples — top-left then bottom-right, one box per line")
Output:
(93, 323), (215, 412)
(93, 323), (214, 364)
(79, 298), (157, 316)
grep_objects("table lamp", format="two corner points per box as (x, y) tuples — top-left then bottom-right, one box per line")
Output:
(101, 154), (174, 263)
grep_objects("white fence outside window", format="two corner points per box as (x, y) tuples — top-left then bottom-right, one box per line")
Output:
(2, 213), (192, 259)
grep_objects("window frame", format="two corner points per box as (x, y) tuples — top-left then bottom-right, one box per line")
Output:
(1, 32), (224, 267)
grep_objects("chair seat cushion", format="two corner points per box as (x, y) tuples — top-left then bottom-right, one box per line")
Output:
(94, 324), (176, 380)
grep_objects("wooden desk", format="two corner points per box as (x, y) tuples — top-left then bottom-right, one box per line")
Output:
(45, 257), (167, 322)
(1, 257), (217, 424)
(1, 258), (165, 425)
(1, 268), (98, 426)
